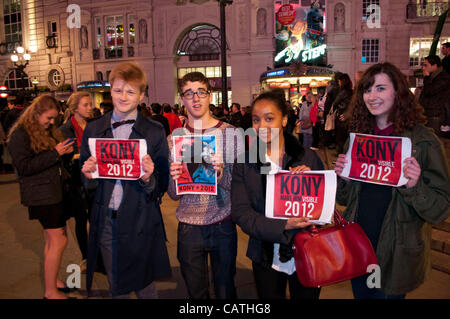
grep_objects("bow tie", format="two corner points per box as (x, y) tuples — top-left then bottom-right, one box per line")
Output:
(112, 119), (135, 129)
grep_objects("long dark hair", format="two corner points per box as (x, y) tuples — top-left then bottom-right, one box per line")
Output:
(349, 62), (426, 135)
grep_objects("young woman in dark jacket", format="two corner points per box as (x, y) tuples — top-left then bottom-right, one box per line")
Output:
(59, 91), (94, 269)
(8, 95), (74, 299)
(231, 90), (324, 299)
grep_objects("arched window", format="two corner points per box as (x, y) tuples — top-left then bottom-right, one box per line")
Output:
(4, 69), (31, 90)
(177, 25), (227, 61)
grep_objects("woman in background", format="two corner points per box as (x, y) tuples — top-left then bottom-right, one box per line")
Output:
(8, 95), (74, 299)
(59, 91), (94, 272)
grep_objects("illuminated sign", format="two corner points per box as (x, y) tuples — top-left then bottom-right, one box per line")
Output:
(267, 70), (288, 77)
(274, 1), (326, 66)
(275, 44), (326, 64)
(301, 44), (326, 62)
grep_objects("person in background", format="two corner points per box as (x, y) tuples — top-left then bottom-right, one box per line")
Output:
(334, 62), (450, 299)
(231, 90), (323, 299)
(8, 95), (75, 298)
(230, 103), (243, 128)
(441, 42), (450, 75)
(419, 55), (450, 137)
(150, 103), (170, 136)
(3, 97), (24, 135)
(163, 103), (182, 134)
(59, 91), (94, 272)
(297, 91), (314, 149)
(333, 73), (353, 154)
(309, 94), (321, 151)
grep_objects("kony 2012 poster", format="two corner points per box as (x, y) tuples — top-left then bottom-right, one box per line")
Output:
(265, 170), (336, 225)
(172, 135), (217, 195)
(340, 133), (412, 186)
(88, 138), (147, 180)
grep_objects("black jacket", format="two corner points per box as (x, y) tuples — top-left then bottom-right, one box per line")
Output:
(80, 111), (171, 295)
(231, 133), (324, 269)
(8, 125), (65, 206)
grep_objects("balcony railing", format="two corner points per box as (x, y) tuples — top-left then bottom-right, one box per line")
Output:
(0, 41), (23, 55)
(407, 2), (449, 19)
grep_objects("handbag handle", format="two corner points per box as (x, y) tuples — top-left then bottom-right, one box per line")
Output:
(333, 209), (348, 226)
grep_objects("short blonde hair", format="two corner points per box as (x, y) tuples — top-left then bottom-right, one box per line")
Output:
(67, 91), (90, 115)
(109, 62), (147, 93)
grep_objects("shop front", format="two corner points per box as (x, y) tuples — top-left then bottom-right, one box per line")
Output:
(260, 65), (334, 107)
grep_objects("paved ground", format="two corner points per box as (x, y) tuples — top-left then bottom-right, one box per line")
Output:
(0, 140), (449, 299)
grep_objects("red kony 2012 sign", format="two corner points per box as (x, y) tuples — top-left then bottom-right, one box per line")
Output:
(341, 133), (412, 186)
(266, 170), (336, 225)
(88, 138), (148, 180)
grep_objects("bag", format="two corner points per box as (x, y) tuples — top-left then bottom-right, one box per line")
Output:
(301, 118), (312, 130)
(293, 210), (378, 287)
(324, 107), (336, 131)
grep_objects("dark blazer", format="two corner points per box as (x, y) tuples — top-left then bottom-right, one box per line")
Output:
(8, 125), (64, 206)
(231, 133), (324, 269)
(80, 111), (171, 295)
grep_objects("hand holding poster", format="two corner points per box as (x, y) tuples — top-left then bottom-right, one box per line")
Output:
(265, 170), (337, 225)
(172, 135), (217, 195)
(340, 133), (412, 186)
(88, 138), (147, 180)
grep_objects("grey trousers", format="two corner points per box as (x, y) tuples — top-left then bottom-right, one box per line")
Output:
(99, 212), (158, 299)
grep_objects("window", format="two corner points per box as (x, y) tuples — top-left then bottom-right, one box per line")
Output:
(361, 39), (379, 63)
(128, 14), (136, 45)
(177, 66), (231, 79)
(177, 25), (223, 61)
(95, 17), (102, 49)
(105, 16), (124, 59)
(409, 37), (450, 67)
(48, 69), (61, 87)
(362, 0), (379, 21)
(3, 0), (22, 52)
(4, 69), (31, 91)
(47, 21), (58, 47)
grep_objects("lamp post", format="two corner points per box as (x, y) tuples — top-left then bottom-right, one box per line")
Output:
(10, 46), (31, 94)
(217, 0), (233, 109)
(32, 77), (39, 97)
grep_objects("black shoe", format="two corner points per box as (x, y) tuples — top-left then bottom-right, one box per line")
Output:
(57, 286), (78, 293)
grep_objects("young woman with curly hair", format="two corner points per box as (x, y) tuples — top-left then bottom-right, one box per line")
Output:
(8, 95), (75, 299)
(334, 62), (450, 299)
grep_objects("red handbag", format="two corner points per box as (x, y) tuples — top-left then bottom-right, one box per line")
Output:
(293, 210), (378, 287)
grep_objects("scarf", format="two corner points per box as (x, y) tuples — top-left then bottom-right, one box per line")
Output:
(70, 115), (84, 151)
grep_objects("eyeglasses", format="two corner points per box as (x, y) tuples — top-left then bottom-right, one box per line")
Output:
(181, 89), (210, 100)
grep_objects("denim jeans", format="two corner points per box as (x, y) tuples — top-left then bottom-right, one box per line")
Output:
(302, 133), (313, 149)
(351, 273), (405, 299)
(177, 220), (237, 299)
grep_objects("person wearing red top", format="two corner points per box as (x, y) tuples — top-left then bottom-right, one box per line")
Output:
(163, 103), (182, 133)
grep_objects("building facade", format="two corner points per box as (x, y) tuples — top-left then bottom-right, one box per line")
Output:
(0, 0), (276, 107)
(327, 0), (450, 86)
(1, 0), (449, 107)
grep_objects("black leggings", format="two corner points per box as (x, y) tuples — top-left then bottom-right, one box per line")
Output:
(252, 261), (321, 299)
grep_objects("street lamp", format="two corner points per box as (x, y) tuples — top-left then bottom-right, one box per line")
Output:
(217, 0), (233, 109)
(10, 46), (31, 92)
(32, 77), (39, 97)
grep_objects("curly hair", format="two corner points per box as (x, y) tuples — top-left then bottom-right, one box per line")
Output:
(8, 95), (64, 153)
(349, 62), (426, 135)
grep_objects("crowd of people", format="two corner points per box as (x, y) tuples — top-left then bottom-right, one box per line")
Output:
(1, 56), (449, 300)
